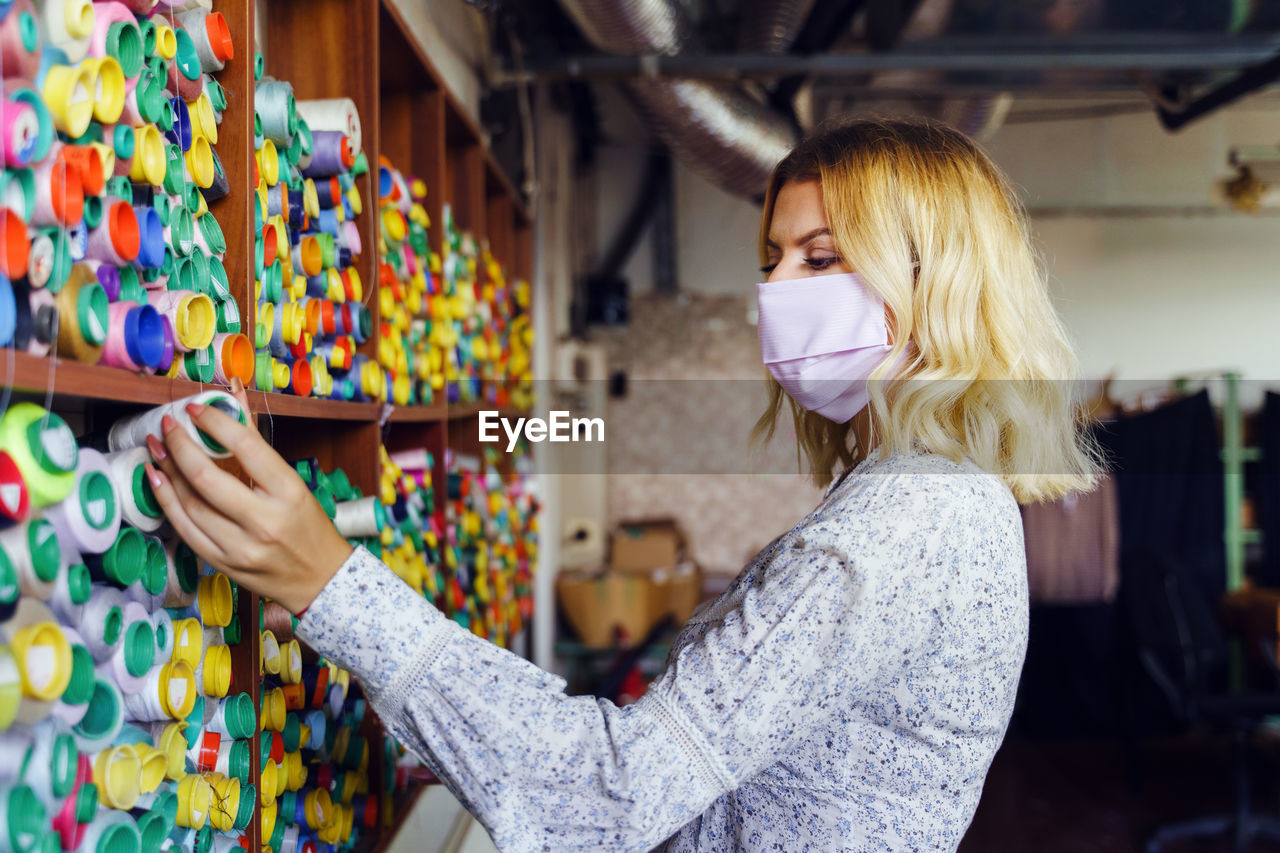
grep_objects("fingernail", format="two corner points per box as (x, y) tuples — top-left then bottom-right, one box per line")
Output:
(160, 414), (179, 434)
(186, 403), (207, 418)
(146, 434), (167, 462)
(145, 462), (163, 490)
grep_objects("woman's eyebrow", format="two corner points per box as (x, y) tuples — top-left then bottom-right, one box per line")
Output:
(766, 227), (830, 249)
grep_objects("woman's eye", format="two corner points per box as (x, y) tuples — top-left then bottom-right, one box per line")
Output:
(759, 263), (778, 275)
(804, 256), (839, 271)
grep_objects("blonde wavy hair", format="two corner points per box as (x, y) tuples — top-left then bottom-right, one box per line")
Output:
(752, 118), (1100, 504)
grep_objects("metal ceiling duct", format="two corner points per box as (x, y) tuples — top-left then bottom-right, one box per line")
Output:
(556, 0), (797, 198)
(738, 0), (820, 54)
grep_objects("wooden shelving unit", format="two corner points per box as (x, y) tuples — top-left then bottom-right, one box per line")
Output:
(5, 0), (534, 848)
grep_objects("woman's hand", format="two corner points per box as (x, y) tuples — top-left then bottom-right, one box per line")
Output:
(142, 380), (353, 614)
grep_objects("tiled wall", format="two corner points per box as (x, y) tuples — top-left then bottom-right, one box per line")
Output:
(597, 293), (823, 576)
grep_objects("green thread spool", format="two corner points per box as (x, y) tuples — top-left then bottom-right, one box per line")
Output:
(105, 21), (143, 78)
(0, 170), (34, 222)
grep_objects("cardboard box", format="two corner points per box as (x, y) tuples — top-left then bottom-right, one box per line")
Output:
(557, 564), (702, 649)
(610, 519), (684, 573)
(559, 518), (703, 648)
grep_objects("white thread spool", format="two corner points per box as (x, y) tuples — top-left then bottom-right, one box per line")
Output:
(103, 447), (165, 533)
(176, 10), (226, 73)
(162, 538), (198, 608)
(69, 677), (123, 754)
(49, 560), (90, 626)
(106, 391), (246, 460)
(150, 609), (173, 660)
(43, 449), (122, 555)
(121, 662), (190, 722)
(49, 626), (91, 728)
(0, 519), (60, 600)
(332, 496), (382, 539)
(42, 0), (95, 62)
(295, 98), (361, 153)
(20, 719), (77, 812)
(95, 601), (153, 694)
(75, 585), (125, 662)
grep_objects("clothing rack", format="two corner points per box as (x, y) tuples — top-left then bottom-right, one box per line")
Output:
(1170, 370), (1262, 592)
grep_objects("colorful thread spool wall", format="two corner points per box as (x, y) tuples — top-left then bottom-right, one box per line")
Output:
(375, 157), (533, 411)
(0, 2), (540, 847)
(0, 392), (255, 852)
(251, 456), (401, 850)
(0, 0), (251, 387)
(439, 445), (536, 649)
(251, 62), (373, 403)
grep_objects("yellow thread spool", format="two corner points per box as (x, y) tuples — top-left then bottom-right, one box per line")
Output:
(41, 63), (94, 137)
(129, 124), (166, 186)
(205, 772), (239, 832)
(260, 796), (277, 838)
(258, 760), (277, 808)
(153, 23), (176, 59)
(184, 134), (214, 188)
(200, 643), (230, 698)
(158, 661), (196, 719)
(170, 617), (203, 670)
(54, 266), (108, 364)
(175, 772), (212, 829)
(195, 573), (232, 627)
(129, 742), (167, 793)
(93, 745), (141, 809)
(82, 56), (124, 124)
(156, 721), (187, 781)
(285, 750), (305, 792)
(12, 621), (72, 700)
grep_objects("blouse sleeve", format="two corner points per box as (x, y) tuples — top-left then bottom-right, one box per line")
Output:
(297, 484), (945, 853)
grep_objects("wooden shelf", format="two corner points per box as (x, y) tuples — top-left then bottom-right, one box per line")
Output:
(2, 0), (536, 848)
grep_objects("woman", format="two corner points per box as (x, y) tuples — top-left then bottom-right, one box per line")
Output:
(145, 119), (1099, 852)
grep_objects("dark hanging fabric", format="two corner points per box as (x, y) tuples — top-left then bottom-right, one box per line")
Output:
(1259, 392), (1280, 586)
(1092, 389), (1226, 605)
(1015, 390), (1225, 738)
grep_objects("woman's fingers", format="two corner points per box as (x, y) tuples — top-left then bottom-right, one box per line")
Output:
(143, 460), (231, 568)
(184, 401), (297, 494)
(147, 434), (248, 548)
(157, 414), (266, 529)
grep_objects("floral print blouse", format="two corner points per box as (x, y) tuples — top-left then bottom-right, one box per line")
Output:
(298, 448), (1029, 852)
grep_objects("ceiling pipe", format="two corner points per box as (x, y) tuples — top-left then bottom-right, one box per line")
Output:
(555, 0), (798, 199)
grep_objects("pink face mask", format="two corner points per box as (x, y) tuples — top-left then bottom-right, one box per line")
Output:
(756, 272), (893, 423)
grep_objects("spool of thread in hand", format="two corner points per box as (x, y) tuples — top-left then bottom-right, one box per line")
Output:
(107, 391), (247, 460)
(43, 447), (121, 555)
